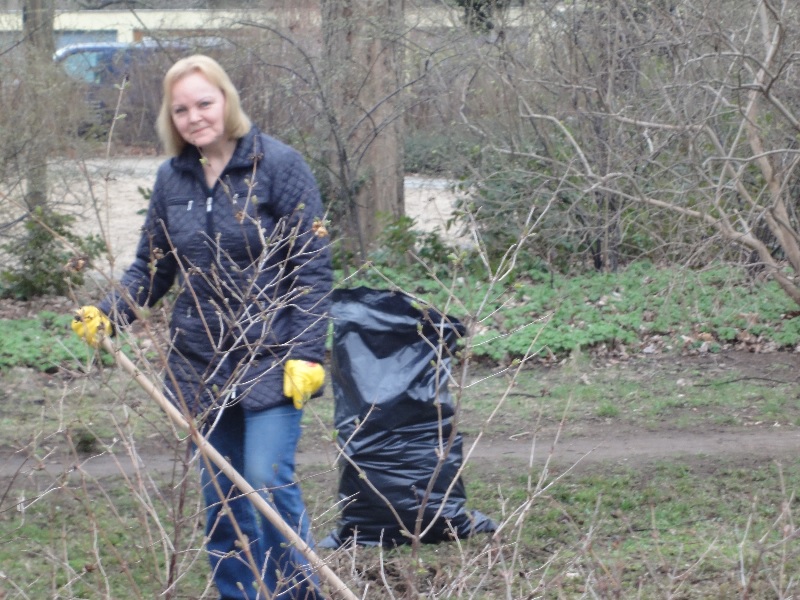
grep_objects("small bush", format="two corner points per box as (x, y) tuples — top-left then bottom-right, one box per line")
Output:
(0, 208), (104, 300)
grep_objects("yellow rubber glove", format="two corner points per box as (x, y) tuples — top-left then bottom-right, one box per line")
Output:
(283, 360), (325, 409)
(71, 306), (113, 348)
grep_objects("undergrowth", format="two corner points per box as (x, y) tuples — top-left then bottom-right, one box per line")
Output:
(344, 259), (800, 363)
(1, 260), (798, 371)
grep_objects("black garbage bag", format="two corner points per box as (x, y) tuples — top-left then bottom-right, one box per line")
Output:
(319, 287), (497, 548)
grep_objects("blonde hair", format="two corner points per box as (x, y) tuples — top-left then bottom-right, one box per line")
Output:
(156, 54), (251, 156)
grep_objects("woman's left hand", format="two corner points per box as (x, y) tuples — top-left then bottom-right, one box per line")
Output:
(283, 360), (325, 409)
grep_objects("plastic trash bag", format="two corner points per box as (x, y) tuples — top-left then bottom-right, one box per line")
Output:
(319, 287), (497, 548)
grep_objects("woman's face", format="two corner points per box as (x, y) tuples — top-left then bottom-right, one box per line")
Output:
(170, 70), (227, 153)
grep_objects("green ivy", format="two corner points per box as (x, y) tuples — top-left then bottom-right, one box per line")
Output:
(341, 261), (800, 361)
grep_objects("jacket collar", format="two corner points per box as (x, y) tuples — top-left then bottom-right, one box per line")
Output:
(172, 126), (262, 175)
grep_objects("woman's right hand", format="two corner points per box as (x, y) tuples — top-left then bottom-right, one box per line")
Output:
(71, 306), (113, 348)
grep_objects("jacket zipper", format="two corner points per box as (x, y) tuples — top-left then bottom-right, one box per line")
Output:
(205, 195), (213, 236)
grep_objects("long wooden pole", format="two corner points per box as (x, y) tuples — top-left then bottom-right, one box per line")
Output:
(101, 338), (359, 600)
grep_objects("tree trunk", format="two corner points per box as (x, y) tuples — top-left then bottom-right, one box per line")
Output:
(321, 0), (405, 262)
(22, 0), (54, 210)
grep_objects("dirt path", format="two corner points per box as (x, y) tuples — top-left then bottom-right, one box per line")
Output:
(3, 422), (798, 482)
(471, 424), (800, 470)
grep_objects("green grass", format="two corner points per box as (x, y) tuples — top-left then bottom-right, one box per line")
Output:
(0, 312), (103, 371)
(2, 262), (798, 372)
(331, 456), (800, 598)
(457, 458), (800, 598)
(2, 355), (798, 598)
(0, 473), (210, 598)
(453, 351), (799, 438)
(0, 363), (170, 454)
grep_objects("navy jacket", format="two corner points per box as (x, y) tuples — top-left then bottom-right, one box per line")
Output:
(100, 126), (332, 415)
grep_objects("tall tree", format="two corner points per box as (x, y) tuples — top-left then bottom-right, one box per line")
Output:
(321, 0), (405, 262)
(21, 0), (54, 210)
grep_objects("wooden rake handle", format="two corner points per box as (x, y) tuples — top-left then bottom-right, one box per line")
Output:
(101, 338), (359, 600)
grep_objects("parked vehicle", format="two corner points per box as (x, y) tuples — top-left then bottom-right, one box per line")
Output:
(54, 38), (228, 144)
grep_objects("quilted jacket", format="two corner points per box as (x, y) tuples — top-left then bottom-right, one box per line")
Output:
(100, 126), (332, 415)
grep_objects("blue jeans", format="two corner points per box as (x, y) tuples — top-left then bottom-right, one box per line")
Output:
(199, 402), (323, 599)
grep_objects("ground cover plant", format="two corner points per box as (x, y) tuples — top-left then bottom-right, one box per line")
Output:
(351, 259), (800, 361)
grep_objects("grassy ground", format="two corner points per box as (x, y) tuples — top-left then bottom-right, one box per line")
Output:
(1, 341), (798, 598)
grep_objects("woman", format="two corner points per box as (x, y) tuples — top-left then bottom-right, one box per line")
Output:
(72, 55), (332, 599)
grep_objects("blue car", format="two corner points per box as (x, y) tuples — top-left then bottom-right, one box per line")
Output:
(54, 41), (142, 86)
